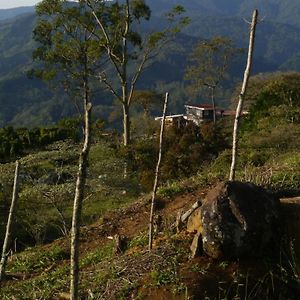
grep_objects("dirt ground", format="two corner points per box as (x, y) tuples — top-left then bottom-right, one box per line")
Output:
(3, 188), (300, 300)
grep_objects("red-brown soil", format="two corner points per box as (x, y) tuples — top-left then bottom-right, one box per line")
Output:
(2, 189), (300, 300)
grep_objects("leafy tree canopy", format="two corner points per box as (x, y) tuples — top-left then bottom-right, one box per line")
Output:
(240, 72), (300, 130)
(185, 36), (243, 98)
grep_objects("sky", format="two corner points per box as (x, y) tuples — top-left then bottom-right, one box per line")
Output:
(0, 0), (40, 9)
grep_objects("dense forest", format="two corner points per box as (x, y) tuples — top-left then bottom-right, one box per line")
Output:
(0, 1), (300, 299)
(0, 0), (300, 126)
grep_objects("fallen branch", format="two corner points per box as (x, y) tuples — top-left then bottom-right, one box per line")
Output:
(180, 200), (202, 223)
(171, 199), (202, 231)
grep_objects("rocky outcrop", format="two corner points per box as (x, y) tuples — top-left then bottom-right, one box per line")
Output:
(280, 197), (300, 254)
(187, 206), (202, 234)
(188, 181), (280, 259)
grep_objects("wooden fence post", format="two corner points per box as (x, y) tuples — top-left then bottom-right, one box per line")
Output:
(0, 161), (20, 281)
(149, 92), (169, 251)
(229, 10), (258, 181)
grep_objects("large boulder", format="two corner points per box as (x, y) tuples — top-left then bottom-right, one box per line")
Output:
(280, 197), (300, 257)
(195, 181), (280, 259)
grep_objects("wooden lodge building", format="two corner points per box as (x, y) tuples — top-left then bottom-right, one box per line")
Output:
(155, 103), (237, 127)
(185, 104), (225, 125)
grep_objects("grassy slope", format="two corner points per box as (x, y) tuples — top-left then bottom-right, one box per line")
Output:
(0, 138), (138, 246)
(0, 132), (300, 298)
(1, 176), (299, 299)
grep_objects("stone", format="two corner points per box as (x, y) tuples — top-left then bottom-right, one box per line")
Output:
(280, 198), (300, 254)
(153, 215), (163, 234)
(187, 207), (202, 234)
(56, 292), (70, 300)
(199, 181), (280, 259)
(113, 234), (127, 254)
(190, 232), (203, 258)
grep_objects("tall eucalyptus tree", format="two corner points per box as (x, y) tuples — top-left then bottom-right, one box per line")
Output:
(84, 0), (188, 145)
(33, 1), (101, 298)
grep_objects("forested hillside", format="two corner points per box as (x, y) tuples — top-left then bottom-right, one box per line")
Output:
(0, 0), (300, 126)
(1, 2), (300, 299)
(150, 0), (300, 28)
(0, 7), (34, 21)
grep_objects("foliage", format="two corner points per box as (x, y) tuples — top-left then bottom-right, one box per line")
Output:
(213, 72), (300, 186)
(33, 0), (101, 128)
(79, 242), (113, 268)
(0, 124), (80, 163)
(7, 245), (69, 273)
(185, 36), (243, 99)
(131, 113), (160, 139)
(242, 72), (300, 130)
(0, 138), (138, 248)
(150, 268), (177, 286)
(131, 90), (164, 117)
(236, 73), (300, 187)
(131, 121), (228, 190)
(128, 231), (148, 248)
(82, 0), (188, 145)
(2, 2), (300, 126)
(161, 122), (227, 180)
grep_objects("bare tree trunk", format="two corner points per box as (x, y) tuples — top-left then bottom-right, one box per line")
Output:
(122, 103), (130, 147)
(229, 10), (258, 181)
(148, 92), (169, 251)
(122, 2), (130, 147)
(211, 86), (216, 124)
(0, 161), (20, 281)
(70, 80), (92, 300)
(122, 103), (130, 179)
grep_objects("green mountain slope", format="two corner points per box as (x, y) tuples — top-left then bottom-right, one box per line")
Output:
(0, 1), (300, 126)
(0, 7), (35, 21)
(151, 0), (300, 29)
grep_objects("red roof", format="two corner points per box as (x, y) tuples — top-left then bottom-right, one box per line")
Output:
(222, 110), (236, 116)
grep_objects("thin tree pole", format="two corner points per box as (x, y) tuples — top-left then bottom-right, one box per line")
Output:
(70, 74), (92, 300)
(148, 92), (169, 251)
(0, 161), (20, 281)
(229, 10), (258, 181)
(211, 85), (216, 124)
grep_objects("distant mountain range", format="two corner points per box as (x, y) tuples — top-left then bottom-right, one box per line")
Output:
(0, 1), (299, 127)
(150, 0), (300, 29)
(0, 6), (34, 21)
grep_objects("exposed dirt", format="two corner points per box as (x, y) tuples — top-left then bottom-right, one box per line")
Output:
(1, 188), (202, 281)
(2, 189), (300, 300)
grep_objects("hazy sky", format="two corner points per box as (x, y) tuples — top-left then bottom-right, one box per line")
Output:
(0, 0), (40, 9)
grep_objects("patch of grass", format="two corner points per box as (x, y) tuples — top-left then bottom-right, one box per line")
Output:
(7, 245), (69, 274)
(2, 139), (142, 247)
(80, 242), (113, 268)
(191, 262), (211, 275)
(81, 189), (135, 224)
(118, 282), (139, 300)
(157, 182), (183, 198)
(219, 261), (229, 270)
(128, 232), (148, 248)
(149, 237), (187, 289)
(172, 282), (188, 296)
(0, 262), (69, 299)
(2, 243), (114, 299)
(150, 268), (177, 286)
